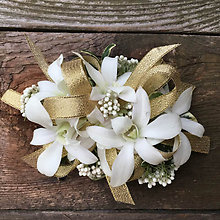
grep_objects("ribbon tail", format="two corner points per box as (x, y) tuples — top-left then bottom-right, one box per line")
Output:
(184, 132), (210, 154)
(1, 89), (21, 110)
(106, 176), (135, 205)
(25, 34), (52, 81)
(105, 148), (135, 205)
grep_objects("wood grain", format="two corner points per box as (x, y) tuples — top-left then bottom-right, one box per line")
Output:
(0, 32), (220, 212)
(1, 210), (219, 220)
(0, 0), (219, 34)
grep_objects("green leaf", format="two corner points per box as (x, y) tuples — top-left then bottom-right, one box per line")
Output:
(101, 43), (116, 60)
(149, 92), (163, 100)
(81, 50), (100, 62)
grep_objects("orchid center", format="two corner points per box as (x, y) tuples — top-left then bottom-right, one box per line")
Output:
(122, 124), (139, 141)
(56, 122), (71, 144)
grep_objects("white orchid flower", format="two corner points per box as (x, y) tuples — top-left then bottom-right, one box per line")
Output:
(170, 87), (205, 167)
(84, 56), (136, 103)
(35, 54), (70, 101)
(25, 96), (97, 177)
(87, 87), (182, 187)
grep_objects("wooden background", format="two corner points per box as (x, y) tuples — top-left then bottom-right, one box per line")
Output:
(0, 1), (220, 219)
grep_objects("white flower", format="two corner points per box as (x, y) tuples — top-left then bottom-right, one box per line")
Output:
(35, 54), (70, 101)
(87, 87), (182, 187)
(84, 56), (136, 102)
(25, 96), (97, 177)
(170, 87), (205, 167)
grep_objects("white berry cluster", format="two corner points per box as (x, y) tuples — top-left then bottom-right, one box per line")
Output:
(98, 90), (120, 118)
(77, 161), (105, 180)
(20, 85), (39, 117)
(138, 161), (178, 188)
(116, 55), (139, 76)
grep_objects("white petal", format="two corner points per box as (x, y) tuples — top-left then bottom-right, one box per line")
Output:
(67, 153), (75, 162)
(141, 113), (181, 140)
(90, 87), (105, 101)
(57, 80), (70, 95)
(101, 57), (118, 85)
(38, 81), (61, 94)
(31, 128), (56, 145)
(173, 132), (191, 167)
(36, 81), (63, 101)
(132, 87), (150, 128)
(25, 96), (52, 128)
(135, 138), (165, 165)
(48, 54), (64, 84)
(118, 86), (136, 102)
(172, 87), (194, 115)
(80, 138), (95, 149)
(111, 116), (132, 135)
(37, 141), (63, 177)
(97, 148), (112, 177)
(181, 118), (205, 137)
(147, 138), (163, 145)
(87, 126), (125, 148)
(65, 142), (97, 164)
(84, 61), (105, 89)
(87, 106), (104, 124)
(116, 72), (132, 86)
(110, 143), (134, 187)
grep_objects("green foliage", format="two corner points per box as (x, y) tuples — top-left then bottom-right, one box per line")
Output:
(101, 43), (116, 60)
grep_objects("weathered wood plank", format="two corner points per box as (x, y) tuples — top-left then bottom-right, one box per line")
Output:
(0, 210), (219, 220)
(0, 0), (219, 34)
(0, 32), (219, 211)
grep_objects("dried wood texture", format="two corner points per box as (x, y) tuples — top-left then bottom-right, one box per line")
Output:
(1, 210), (219, 220)
(0, 0), (219, 33)
(0, 33), (220, 214)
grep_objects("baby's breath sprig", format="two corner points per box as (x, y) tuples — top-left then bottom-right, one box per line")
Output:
(138, 160), (178, 188)
(98, 90), (120, 118)
(116, 55), (139, 77)
(20, 85), (39, 117)
(77, 161), (105, 181)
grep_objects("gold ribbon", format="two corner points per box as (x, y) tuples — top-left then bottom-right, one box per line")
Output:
(1, 39), (210, 205)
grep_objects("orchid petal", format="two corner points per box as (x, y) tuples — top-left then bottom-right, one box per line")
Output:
(111, 116), (132, 135)
(135, 138), (165, 165)
(118, 86), (136, 102)
(87, 126), (125, 148)
(173, 132), (191, 167)
(172, 87), (194, 115)
(117, 72), (132, 86)
(48, 54), (64, 84)
(84, 61), (105, 89)
(110, 142), (134, 187)
(65, 142), (97, 164)
(37, 81), (62, 100)
(181, 118), (205, 137)
(25, 96), (52, 128)
(101, 57), (117, 85)
(141, 113), (181, 140)
(132, 87), (151, 128)
(90, 87), (105, 101)
(87, 106), (104, 124)
(147, 138), (163, 145)
(80, 138), (95, 149)
(30, 128), (56, 145)
(97, 148), (112, 177)
(37, 141), (63, 177)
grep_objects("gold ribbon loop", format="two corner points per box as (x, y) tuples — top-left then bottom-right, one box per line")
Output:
(43, 95), (96, 119)
(125, 44), (180, 89)
(61, 59), (92, 96)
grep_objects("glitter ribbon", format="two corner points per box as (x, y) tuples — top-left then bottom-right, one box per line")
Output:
(1, 38), (210, 205)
